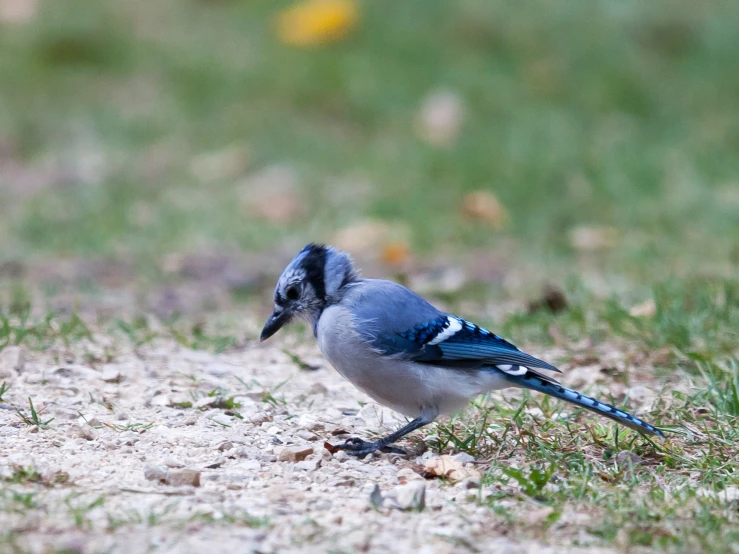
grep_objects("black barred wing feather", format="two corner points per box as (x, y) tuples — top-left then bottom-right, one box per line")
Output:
(371, 314), (560, 375)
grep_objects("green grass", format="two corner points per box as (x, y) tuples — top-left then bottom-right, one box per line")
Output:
(0, 304), (92, 352)
(0, 382), (9, 402)
(428, 278), (739, 552)
(14, 397), (54, 429)
(0, 0), (736, 286)
(0, 304), (245, 355)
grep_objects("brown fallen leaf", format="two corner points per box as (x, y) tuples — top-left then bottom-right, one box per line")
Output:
(381, 242), (411, 266)
(323, 441), (340, 454)
(423, 455), (481, 483)
(460, 190), (508, 229)
(527, 285), (568, 315)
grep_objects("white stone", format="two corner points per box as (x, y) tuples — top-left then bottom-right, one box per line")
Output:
(452, 452), (475, 464)
(101, 368), (122, 383)
(385, 482), (426, 511)
(295, 457), (321, 472)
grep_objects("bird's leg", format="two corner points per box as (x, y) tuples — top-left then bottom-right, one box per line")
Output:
(336, 417), (431, 456)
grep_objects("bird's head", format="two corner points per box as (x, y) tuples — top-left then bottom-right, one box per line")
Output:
(260, 243), (358, 341)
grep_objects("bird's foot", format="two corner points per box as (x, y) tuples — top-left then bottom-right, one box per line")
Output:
(335, 437), (406, 457)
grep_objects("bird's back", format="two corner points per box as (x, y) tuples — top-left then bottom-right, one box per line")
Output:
(342, 279), (442, 336)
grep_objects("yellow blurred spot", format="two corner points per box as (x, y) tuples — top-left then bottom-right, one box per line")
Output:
(460, 190), (509, 229)
(381, 242), (410, 265)
(276, 0), (357, 46)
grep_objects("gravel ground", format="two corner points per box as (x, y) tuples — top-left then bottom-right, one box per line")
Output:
(0, 333), (638, 554)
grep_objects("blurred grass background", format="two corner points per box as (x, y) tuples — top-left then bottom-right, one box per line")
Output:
(0, 0), (738, 306)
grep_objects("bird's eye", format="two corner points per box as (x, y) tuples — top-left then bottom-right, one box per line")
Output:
(285, 285), (300, 301)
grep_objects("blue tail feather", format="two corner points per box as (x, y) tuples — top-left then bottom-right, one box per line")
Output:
(506, 371), (664, 438)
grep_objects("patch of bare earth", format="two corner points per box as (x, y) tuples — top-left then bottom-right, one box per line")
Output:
(0, 331), (662, 553)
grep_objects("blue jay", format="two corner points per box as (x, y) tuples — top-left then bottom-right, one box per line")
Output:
(261, 244), (663, 456)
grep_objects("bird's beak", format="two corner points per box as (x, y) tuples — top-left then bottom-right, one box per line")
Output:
(260, 306), (292, 341)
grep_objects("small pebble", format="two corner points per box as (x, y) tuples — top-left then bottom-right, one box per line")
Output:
(452, 452), (475, 464)
(278, 446), (313, 462)
(166, 469), (201, 487)
(75, 423), (97, 441)
(143, 466), (168, 483)
(389, 481), (426, 511)
(397, 467), (424, 483)
(296, 430), (317, 441)
(101, 368), (122, 383)
(295, 457), (321, 471)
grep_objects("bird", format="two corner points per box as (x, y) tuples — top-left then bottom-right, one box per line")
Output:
(260, 243), (664, 456)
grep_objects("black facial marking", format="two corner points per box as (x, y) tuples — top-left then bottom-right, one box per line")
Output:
(339, 269), (356, 289)
(285, 285), (300, 301)
(300, 244), (327, 302)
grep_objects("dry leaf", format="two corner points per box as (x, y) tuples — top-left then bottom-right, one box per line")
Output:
(417, 90), (463, 147)
(569, 226), (618, 251)
(423, 455), (481, 483)
(629, 299), (656, 318)
(460, 190), (508, 229)
(323, 441), (340, 454)
(527, 285), (568, 315)
(381, 242), (410, 265)
(276, 0), (357, 46)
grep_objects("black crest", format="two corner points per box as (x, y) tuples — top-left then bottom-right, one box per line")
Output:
(299, 243), (328, 301)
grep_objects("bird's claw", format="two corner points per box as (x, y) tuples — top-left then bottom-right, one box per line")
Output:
(334, 437), (406, 457)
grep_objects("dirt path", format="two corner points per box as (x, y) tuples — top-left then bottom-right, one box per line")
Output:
(1, 335), (620, 553)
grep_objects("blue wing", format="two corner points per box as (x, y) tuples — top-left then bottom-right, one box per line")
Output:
(371, 314), (560, 374)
